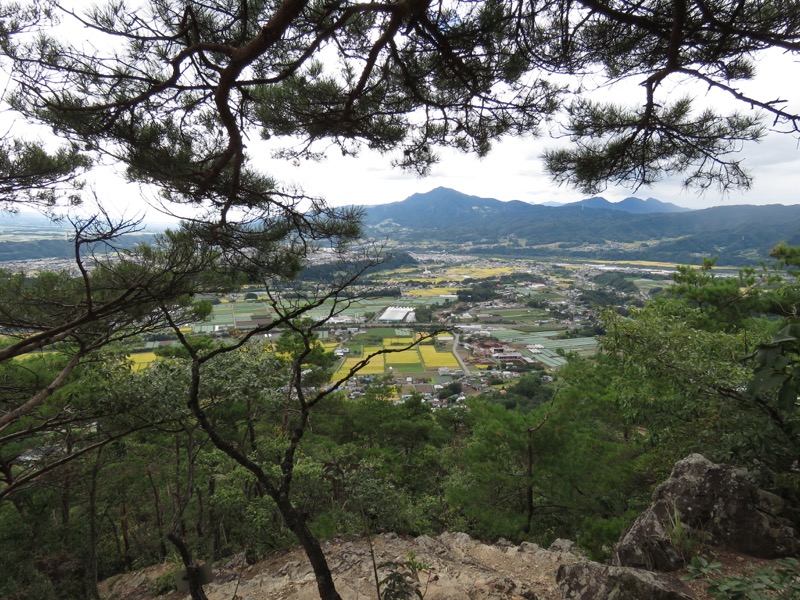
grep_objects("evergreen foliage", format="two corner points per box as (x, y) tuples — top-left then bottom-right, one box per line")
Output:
(3, 1), (800, 598)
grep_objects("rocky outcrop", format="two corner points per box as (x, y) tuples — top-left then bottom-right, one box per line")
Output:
(100, 454), (799, 600)
(101, 532), (573, 600)
(556, 561), (695, 600)
(614, 453), (799, 571)
(612, 504), (687, 571)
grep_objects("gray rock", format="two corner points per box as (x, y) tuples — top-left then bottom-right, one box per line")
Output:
(518, 541), (542, 553)
(613, 506), (685, 571)
(415, 534), (437, 548)
(614, 454), (799, 571)
(557, 561), (695, 600)
(440, 532), (474, 547)
(471, 575), (542, 600)
(547, 538), (585, 557)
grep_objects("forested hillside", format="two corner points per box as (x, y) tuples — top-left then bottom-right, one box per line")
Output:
(5, 250), (800, 600)
(364, 189), (800, 264)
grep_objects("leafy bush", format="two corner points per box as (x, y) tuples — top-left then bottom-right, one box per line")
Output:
(686, 555), (800, 599)
(379, 552), (430, 600)
(577, 513), (637, 561)
(150, 571), (176, 596)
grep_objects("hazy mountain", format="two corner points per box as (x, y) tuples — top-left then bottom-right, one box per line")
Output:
(564, 196), (690, 213)
(366, 187), (536, 228)
(363, 187), (800, 265)
(0, 211), (62, 228)
(366, 188), (688, 226)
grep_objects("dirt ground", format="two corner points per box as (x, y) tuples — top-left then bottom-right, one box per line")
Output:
(98, 532), (782, 600)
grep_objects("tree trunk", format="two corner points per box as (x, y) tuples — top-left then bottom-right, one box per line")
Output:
(146, 466), (168, 559)
(167, 533), (209, 600)
(195, 488), (205, 538)
(186, 357), (341, 599)
(86, 450), (103, 600)
(277, 497), (341, 600)
(120, 500), (133, 569)
(247, 396), (258, 451)
(523, 426), (534, 534)
(208, 476), (222, 556)
(1, 458), (27, 516)
(60, 428), (74, 531)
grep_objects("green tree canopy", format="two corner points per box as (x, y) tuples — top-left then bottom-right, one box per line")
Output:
(3, 2), (800, 599)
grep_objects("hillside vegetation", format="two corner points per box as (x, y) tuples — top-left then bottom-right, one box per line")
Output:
(4, 248), (800, 599)
(3, 0), (800, 598)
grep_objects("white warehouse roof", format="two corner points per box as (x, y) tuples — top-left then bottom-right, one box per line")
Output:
(379, 306), (416, 322)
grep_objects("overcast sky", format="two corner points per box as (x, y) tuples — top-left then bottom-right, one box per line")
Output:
(35, 103), (800, 228)
(246, 128), (800, 210)
(100, 119), (800, 226)
(13, 7), (800, 222)
(143, 47), (800, 218)
(249, 46), (800, 212)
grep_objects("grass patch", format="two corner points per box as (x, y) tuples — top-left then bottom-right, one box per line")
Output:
(362, 328), (398, 337)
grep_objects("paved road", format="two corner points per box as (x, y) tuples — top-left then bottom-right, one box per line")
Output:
(451, 332), (471, 375)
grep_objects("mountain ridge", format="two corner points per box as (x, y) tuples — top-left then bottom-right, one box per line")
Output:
(534, 194), (690, 213)
(368, 187), (690, 215)
(362, 188), (800, 265)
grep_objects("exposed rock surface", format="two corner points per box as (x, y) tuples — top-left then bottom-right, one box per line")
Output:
(547, 539), (585, 558)
(614, 453), (799, 571)
(100, 532), (573, 600)
(557, 561), (695, 600)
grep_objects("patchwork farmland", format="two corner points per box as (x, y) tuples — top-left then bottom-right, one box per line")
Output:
(332, 332), (460, 381)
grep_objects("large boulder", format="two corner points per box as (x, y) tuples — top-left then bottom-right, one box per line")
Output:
(557, 561), (695, 600)
(614, 454), (799, 571)
(613, 507), (685, 571)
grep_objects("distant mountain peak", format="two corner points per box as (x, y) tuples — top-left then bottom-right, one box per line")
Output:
(366, 188), (691, 220)
(566, 196), (690, 214)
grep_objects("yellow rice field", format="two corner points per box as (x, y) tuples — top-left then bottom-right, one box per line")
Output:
(331, 336), (460, 380)
(384, 337), (415, 346)
(128, 351), (157, 371)
(419, 346), (460, 368)
(447, 266), (515, 278)
(384, 349), (421, 364)
(333, 355), (384, 379)
(404, 287), (458, 297)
